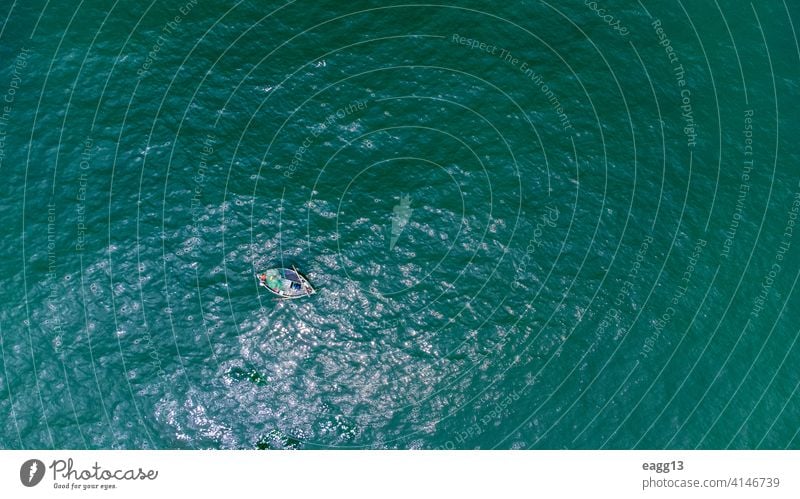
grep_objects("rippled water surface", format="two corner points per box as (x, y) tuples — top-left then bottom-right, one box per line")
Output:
(0, 1), (798, 449)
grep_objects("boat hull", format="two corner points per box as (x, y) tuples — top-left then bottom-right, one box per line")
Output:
(257, 268), (315, 299)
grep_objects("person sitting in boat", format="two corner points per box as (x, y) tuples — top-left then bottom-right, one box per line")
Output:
(258, 274), (267, 285)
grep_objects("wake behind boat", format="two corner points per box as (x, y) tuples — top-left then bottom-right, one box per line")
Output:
(257, 267), (315, 299)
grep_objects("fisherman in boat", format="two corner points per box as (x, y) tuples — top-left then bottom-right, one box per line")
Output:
(257, 267), (315, 298)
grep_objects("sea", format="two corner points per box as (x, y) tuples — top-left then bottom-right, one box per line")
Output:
(0, 0), (798, 450)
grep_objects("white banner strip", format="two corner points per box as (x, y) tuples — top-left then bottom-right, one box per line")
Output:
(1, 451), (797, 498)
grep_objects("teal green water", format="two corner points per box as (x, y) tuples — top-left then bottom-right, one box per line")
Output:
(1, 1), (798, 449)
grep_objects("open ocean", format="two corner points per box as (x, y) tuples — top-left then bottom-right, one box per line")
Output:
(0, 0), (798, 449)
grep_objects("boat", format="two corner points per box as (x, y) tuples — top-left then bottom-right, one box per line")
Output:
(256, 266), (315, 299)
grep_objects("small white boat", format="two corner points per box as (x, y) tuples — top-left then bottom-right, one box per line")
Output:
(257, 266), (315, 299)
